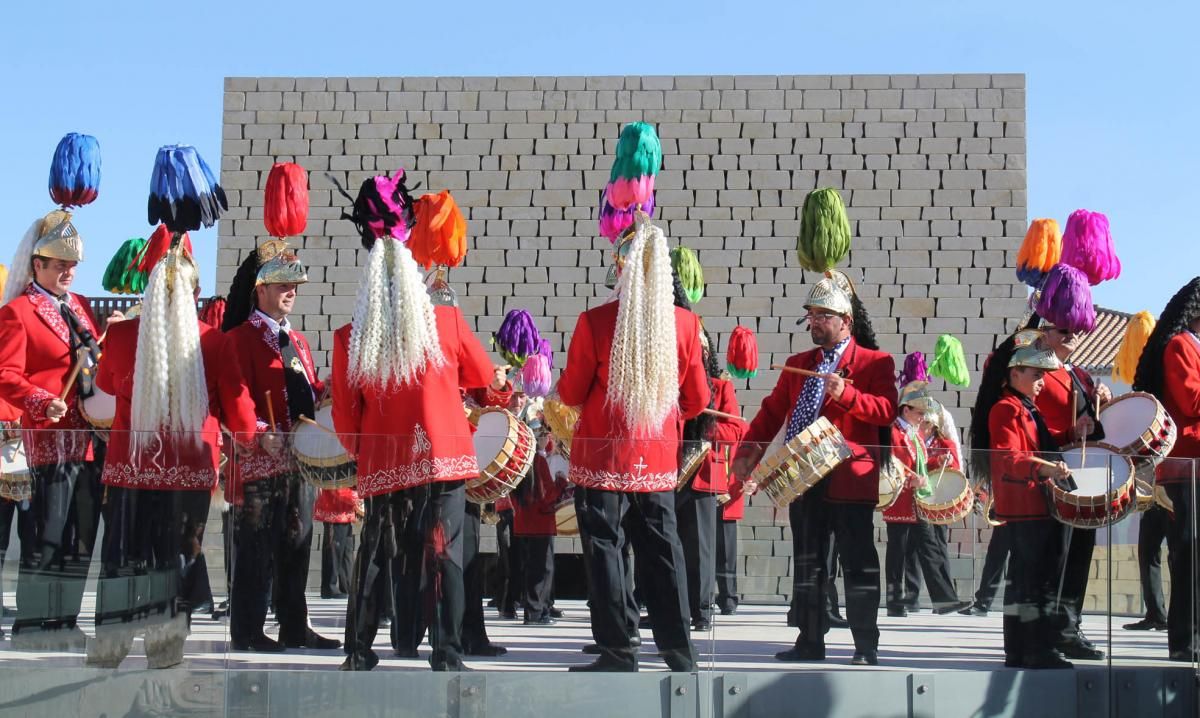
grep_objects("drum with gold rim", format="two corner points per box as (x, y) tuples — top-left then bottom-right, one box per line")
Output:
(751, 417), (852, 508)
(469, 407), (534, 504)
(291, 400), (357, 489)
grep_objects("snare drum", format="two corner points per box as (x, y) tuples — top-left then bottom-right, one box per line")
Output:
(915, 468), (972, 525)
(676, 440), (712, 492)
(0, 438), (31, 503)
(470, 408), (535, 504)
(554, 489), (579, 536)
(542, 396), (579, 460)
(1051, 443), (1136, 529)
(876, 455), (904, 511)
(751, 417), (852, 508)
(1099, 392), (1177, 463)
(80, 388), (117, 440)
(291, 401), (357, 489)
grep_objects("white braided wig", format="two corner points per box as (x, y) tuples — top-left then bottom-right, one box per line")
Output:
(608, 218), (678, 436)
(2, 219), (41, 306)
(347, 237), (445, 389)
(130, 252), (209, 458)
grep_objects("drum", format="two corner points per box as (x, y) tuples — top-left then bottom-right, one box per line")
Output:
(676, 440), (712, 492)
(1050, 443), (1136, 529)
(470, 408), (535, 505)
(80, 387), (117, 440)
(751, 417), (852, 508)
(876, 455), (904, 511)
(554, 485), (579, 536)
(1099, 392), (1177, 463)
(0, 438), (31, 503)
(915, 468), (972, 525)
(542, 396), (579, 460)
(291, 400), (357, 489)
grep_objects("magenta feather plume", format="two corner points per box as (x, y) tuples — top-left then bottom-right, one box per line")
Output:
(606, 176), (656, 212)
(521, 353), (552, 398)
(898, 352), (930, 387)
(599, 186), (655, 242)
(1060, 209), (1120, 286)
(1036, 264), (1097, 333)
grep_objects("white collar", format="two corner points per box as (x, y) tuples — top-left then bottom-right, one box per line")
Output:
(255, 309), (291, 335)
(32, 282), (65, 304)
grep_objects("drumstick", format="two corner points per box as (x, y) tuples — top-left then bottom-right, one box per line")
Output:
(770, 364), (854, 385)
(58, 348), (88, 401)
(264, 390), (277, 431)
(702, 407), (745, 422)
(298, 414), (338, 437)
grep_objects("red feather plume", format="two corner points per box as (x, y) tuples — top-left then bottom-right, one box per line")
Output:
(263, 162), (309, 238)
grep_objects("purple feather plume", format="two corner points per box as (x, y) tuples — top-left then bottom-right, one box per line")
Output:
(1060, 209), (1120, 286)
(898, 352), (930, 387)
(1036, 264), (1097, 333)
(598, 185), (654, 242)
(537, 338), (554, 371)
(494, 309), (542, 368)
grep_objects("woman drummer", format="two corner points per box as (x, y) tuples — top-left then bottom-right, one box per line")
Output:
(969, 330), (1074, 669)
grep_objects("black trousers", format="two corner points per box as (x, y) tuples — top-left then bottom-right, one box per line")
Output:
(321, 522), (354, 598)
(0, 497), (35, 580)
(1056, 527), (1095, 642)
(494, 509), (521, 613)
(349, 481), (466, 670)
(715, 518), (738, 612)
(521, 535), (555, 620)
(1136, 505), (1169, 623)
(12, 460), (101, 633)
(1002, 519), (1068, 662)
(576, 487), (695, 670)
(96, 486), (210, 625)
(974, 523), (1010, 610)
(788, 481), (880, 653)
(886, 521), (960, 609)
(1163, 483), (1198, 655)
(791, 536), (843, 623)
(459, 502), (494, 652)
(675, 487), (717, 623)
(230, 473), (315, 645)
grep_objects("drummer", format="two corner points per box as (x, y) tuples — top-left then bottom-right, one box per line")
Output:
(731, 271), (897, 666)
(1032, 317), (1110, 661)
(512, 430), (564, 625)
(331, 172), (496, 672)
(969, 330), (1074, 669)
(222, 239), (339, 652)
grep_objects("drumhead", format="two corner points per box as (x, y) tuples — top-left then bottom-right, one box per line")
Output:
(474, 410), (513, 468)
(0, 439), (29, 477)
(1060, 444), (1133, 494)
(927, 468), (967, 503)
(82, 389), (116, 423)
(1098, 393), (1160, 448)
(293, 403), (348, 463)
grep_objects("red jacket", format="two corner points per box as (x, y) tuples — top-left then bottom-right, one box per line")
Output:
(1158, 332), (1200, 484)
(1036, 365), (1099, 447)
(314, 487), (361, 523)
(96, 318), (259, 490)
(989, 391), (1050, 520)
(721, 475), (746, 521)
(513, 453), (563, 536)
(331, 304), (493, 497)
(882, 425), (959, 523)
(691, 376), (746, 494)
(738, 338), (898, 504)
(466, 383), (516, 412)
(557, 302), (710, 492)
(0, 285), (100, 466)
(225, 313), (325, 499)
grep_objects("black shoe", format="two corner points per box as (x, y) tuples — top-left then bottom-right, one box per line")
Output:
(638, 615), (651, 629)
(827, 613), (850, 628)
(1168, 649), (1198, 662)
(394, 647), (419, 658)
(1057, 641), (1103, 660)
(630, 634), (642, 648)
(234, 635), (286, 653)
(487, 598), (499, 608)
(211, 600), (230, 620)
(691, 618), (711, 632)
(775, 645), (825, 662)
(320, 592), (349, 600)
(282, 629), (341, 650)
(886, 606), (908, 618)
(523, 615), (557, 626)
(959, 603), (988, 617)
(1075, 630), (1097, 649)
(340, 650), (379, 671)
(850, 651), (879, 666)
(934, 601), (973, 616)
(549, 607), (564, 619)
(464, 643), (508, 657)
(1022, 651), (1074, 669)
(569, 657), (637, 672)
(1123, 618), (1168, 631)
(720, 605), (738, 616)
(498, 610), (517, 620)
(1003, 655), (1023, 668)
(582, 643), (601, 655)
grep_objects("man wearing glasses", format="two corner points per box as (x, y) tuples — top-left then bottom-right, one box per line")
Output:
(732, 272), (897, 666)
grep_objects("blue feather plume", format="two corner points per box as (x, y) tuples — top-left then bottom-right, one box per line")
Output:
(49, 133), (101, 208)
(147, 145), (228, 233)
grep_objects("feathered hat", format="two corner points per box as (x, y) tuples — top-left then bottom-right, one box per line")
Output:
(1015, 219), (1062, 287)
(803, 270), (853, 316)
(1008, 329), (1061, 370)
(1112, 310), (1155, 384)
(49, 133), (101, 209)
(494, 309), (543, 369)
(726, 325), (759, 379)
(670, 245), (704, 305)
(520, 339), (554, 399)
(928, 335), (971, 387)
(599, 187), (655, 242)
(409, 190), (468, 270)
(1035, 263), (1097, 334)
(898, 351), (930, 387)
(147, 145), (227, 233)
(1060, 209), (1120, 286)
(797, 188), (852, 273)
(606, 122), (661, 211)
(258, 163), (310, 285)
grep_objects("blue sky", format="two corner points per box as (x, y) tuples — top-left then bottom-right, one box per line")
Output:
(1, 0), (1195, 315)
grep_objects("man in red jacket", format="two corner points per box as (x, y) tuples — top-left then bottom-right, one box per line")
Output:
(733, 271), (897, 666)
(558, 216), (710, 672)
(1034, 319), (1110, 661)
(0, 210), (114, 645)
(222, 240), (339, 652)
(89, 239), (259, 668)
(1133, 277), (1200, 662)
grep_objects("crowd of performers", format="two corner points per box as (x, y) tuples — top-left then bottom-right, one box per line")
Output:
(0, 127), (1196, 674)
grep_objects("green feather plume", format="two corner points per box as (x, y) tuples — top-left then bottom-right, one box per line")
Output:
(671, 246), (704, 304)
(797, 188), (852, 272)
(609, 122), (662, 181)
(102, 238), (148, 295)
(929, 334), (971, 387)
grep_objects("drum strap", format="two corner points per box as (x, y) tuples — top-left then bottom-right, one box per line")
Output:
(279, 331), (316, 423)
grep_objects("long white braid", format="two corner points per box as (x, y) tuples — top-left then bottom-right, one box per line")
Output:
(608, 220), (678, 436)
(130, 255), (208, 458)
(3, 219), (41, 306)
(347, 237), (445, 389)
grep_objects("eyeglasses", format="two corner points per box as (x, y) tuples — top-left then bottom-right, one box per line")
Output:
(804, 313), (842, 324)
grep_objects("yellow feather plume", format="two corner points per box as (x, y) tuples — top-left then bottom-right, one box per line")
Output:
(1112, 310), (1156, 384)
